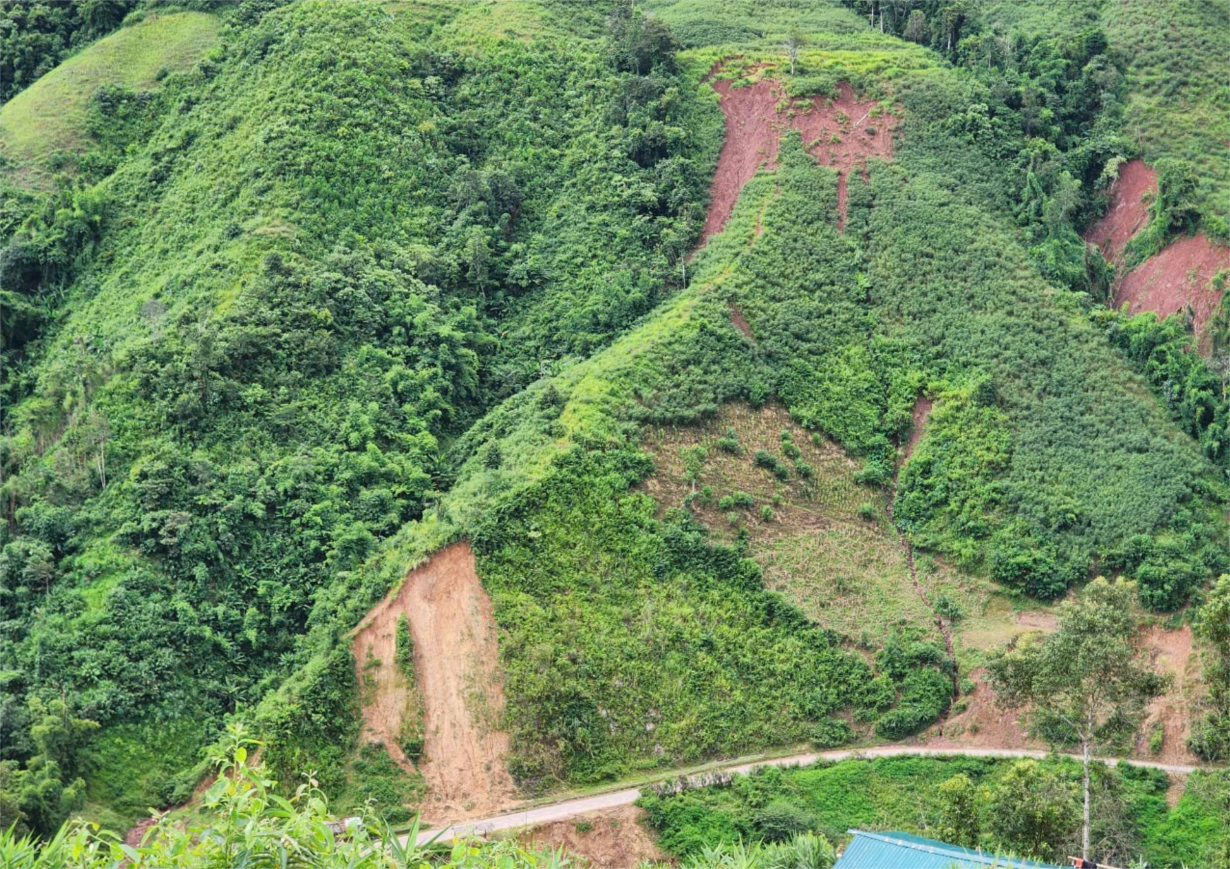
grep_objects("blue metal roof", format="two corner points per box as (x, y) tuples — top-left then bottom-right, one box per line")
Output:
(834, 830), (1064, 869)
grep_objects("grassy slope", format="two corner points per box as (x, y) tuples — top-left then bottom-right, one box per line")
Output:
(2, 0), (1226, 833)
(0, 11), (220, 188)
(352, 10), (1223, 794)
(1, 0), (716, 827)
(979, 0), (1230, 237)
(1105, 0), (1230, 237)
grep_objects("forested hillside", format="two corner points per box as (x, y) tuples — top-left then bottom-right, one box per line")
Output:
(1, 0), (1227, 859)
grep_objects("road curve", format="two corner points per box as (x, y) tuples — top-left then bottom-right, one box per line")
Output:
(415, 745), (1210, 844)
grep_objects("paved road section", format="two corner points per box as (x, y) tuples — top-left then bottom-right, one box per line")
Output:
(414, 746), (1208, 844)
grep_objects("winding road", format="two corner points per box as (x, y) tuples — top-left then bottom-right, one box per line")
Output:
(414, 745), (1209, 844)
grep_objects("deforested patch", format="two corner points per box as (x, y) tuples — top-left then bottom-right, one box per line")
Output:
(518, 805), (667, 868)
(1114, 234), (1228, 341)
(1138, 624), (1199, 766)
(639, 403), (982, 651)
(698, 71), (897, 245)
(352, 541), (513, 821)
(1084, 158), (1157, 264)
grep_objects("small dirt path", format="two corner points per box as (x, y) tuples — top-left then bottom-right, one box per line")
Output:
(885, 397), (957, 698)
(414, 746), (1212, 844)
(353, 542), (513, 821)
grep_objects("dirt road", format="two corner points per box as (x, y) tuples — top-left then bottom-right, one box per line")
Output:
(414, 745), (1209, 844)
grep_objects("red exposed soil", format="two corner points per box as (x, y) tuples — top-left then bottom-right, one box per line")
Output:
(518, 806), (667, 868)
(923, 668), (1039, 753)
(902, 396), (932, 462)
(1115, 234), (1229, 338)
(352, 542), (514, 822)
(1138, 625), (1200, 766)
(124, 817), (158, 848)
(699, 74), (896, 244)
(1084, 158), (1228, 341)
(793, 83), (896, 231)
(1085, 159), (1156, 264)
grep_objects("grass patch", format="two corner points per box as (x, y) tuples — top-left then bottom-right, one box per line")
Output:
(643, 403), (955, 651)
(0, 11), (219, 188)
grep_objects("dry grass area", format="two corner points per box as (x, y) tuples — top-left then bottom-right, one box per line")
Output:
(641, 403), (999, 651)
(955, 593), (1061, 653)
(517, 806), (666, 869)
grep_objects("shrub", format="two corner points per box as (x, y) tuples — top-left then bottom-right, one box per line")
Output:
(717, 428), (743, 455)
(753, 800), (817, 842)
(810, 718), (854, 749)
(754, 450), (791, 480)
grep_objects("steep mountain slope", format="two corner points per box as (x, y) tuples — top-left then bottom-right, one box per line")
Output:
(0, 0), (1226, 839)
(0, 9), (219, 190)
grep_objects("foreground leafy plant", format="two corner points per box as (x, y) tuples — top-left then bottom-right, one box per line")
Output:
(0, 725), (566, 869)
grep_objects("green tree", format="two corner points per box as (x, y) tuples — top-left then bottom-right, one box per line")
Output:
(1189, 575), (1230, 761)
(987, 578), (1165, 860)
(984, 760), (1078, 862)
(27, 699), (98, 783)
(935, 773), (980, 848)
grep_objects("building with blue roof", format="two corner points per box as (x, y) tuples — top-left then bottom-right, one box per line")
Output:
(834, 830), (1066, 869)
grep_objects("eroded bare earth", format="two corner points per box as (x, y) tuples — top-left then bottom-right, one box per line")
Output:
(352, 542), (513, 820)
(1085, 158), (1228, 341)
(700, 73), (896, 243)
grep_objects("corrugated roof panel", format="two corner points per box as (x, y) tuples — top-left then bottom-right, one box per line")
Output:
(834, 831), (1064, 869)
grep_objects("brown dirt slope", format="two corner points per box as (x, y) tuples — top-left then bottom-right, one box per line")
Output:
(352, 542), (513, 821)
(923, 667), (1038, 753)
(1084, 158), (1228, 340)
(700, 75), (896, 244)
(517, 806), (666, 869)
(1085, 158), (1156, 264)
(1139, 625), (1200, 766)
(927, 625), (1200, 766)
(1116, 235), (1228, 338)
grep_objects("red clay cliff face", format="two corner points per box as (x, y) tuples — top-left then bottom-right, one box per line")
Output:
(1084, 158), (1228, 340)
(699, 76), (896, 244)
(1085, 159), (1156, 265)
(1116, 235), (1229, 337)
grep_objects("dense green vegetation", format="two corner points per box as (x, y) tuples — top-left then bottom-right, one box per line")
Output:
(0, 0), (138, 105)
(0, 729), (567, 869)
(1, 0), (713, 835)
(1, 0), (1226, 851)
(640, 756), (1230, 868)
